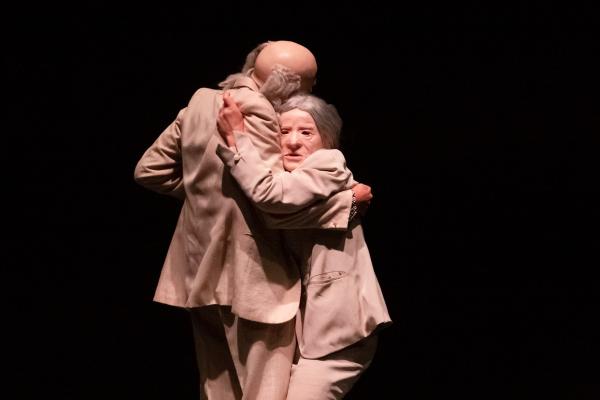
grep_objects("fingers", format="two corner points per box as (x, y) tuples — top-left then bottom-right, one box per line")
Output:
(222, 91), (235, 108)
(223, 91), (238, 110)
(352, 183), (373, 203)
(223, 91), (243, 113)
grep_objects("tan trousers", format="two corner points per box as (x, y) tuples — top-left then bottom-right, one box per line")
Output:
(190, 305), (296, 400)
(286, 334), (378, 400)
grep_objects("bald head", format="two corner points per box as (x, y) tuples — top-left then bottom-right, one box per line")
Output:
(253, 41), (317, 92)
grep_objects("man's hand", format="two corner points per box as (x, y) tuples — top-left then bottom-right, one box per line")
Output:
(217, 91), (245, 148)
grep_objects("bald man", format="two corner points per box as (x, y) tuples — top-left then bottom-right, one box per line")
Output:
(134, 41), (355, 399)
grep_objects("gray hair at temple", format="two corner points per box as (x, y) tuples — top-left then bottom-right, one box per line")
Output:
(219, 42), (302, 106)
(276, 94), (342, 149)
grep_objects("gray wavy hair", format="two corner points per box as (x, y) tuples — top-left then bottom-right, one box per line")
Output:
(276, 94), (342, 149)
(218, 42), (302, 107)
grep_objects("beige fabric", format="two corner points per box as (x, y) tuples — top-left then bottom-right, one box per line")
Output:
(286, 334), (379, 400)
(216, 140), (392, 359)
(134, 77), (352, 324)
(190, 306), (243, 400)
(290, 220), (391, 359)
(190, 306), (295, 400)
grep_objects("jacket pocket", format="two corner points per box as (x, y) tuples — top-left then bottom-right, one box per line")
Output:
(308, 270), (347, 285)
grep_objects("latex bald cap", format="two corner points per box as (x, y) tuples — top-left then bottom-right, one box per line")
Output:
(253, 41), (318, 92)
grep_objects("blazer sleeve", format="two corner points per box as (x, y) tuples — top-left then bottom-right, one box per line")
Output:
(217, 133), (354, 230)
(230, 88), (284, 173)
(261, 190), (353, 230)
(133, 108), (185, 199)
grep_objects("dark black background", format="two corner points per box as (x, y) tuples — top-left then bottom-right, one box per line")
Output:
(6, 3), (600, 399)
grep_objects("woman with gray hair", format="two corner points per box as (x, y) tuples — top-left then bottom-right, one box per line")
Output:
(216, 93), (391, 399)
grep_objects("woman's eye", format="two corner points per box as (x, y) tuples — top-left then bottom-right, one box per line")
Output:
(301, 131), (311, 136)
(281, 130), (290, 135)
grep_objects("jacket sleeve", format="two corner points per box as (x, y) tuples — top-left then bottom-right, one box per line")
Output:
(261, 190), (353, 230)
(133, 108), (186, 199)
(216, 132), (354, 230)
(231, 88), (284, 173)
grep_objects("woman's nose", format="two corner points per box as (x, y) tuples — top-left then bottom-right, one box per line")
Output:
(286, 132), (301, 147)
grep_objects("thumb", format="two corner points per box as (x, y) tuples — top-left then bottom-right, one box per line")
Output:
(223, 91), (234, 106)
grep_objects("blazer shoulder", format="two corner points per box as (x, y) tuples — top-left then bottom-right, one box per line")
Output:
(188, 87), (220, 104)
(229, 87), (275, 116)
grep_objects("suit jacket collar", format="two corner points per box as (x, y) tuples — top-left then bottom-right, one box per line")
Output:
(231, 75), (260, 92)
